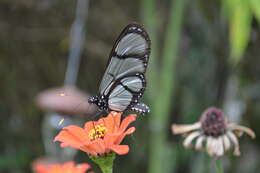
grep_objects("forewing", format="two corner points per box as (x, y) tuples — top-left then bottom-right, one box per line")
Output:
(99, 24), (150, 96)
(108, 74), (145, 112)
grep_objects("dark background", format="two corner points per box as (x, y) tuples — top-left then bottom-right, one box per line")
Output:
(1, 0), (260, 172)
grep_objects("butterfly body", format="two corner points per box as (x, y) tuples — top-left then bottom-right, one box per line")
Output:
(88, 95), (108, 111)
(88, 24), (151, 114)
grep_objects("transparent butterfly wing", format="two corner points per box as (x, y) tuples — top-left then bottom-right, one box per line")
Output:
(99, 24), (150, 96)
(108, 74), (146, 111)
(116, 33), (148, 56)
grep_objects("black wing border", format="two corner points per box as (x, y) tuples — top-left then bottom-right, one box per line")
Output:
(106, 23), (151, 69)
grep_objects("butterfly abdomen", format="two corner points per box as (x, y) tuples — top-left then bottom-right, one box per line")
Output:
(130, 103), (150, 114)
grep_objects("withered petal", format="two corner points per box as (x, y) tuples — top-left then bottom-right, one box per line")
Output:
(183, 131), (201, 148)
(195, 135), (205, 151)
(227, 131), (240, 156)
(227, 123), (256, 139)
(222, 135), (231, 152)
(172, 123), (201, 134)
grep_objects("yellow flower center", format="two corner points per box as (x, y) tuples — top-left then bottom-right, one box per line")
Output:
(88, 124), (107, 141)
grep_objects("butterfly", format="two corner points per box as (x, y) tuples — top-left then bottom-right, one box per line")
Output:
(88, 23), (151, 114)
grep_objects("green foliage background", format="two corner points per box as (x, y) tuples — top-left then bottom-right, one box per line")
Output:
(0, 0), (260, 172)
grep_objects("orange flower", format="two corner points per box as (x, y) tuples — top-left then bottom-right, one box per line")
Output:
(54, 112), (136, 156)
(33, 161), (92, 173)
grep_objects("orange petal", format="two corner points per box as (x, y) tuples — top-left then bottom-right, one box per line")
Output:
(87, 139), (106, 155)
(75, 163), (91, 173)
(84, 121), (97, 133)
(102, 115), (114, 134)
(115, 127), (135, 144)
(98, 116), (113, 131)
(62, 162), (74, 173)
(124, 127), (136, 135)
(76, 141), (100, 156)
(79, 145), (98, 156)
(119, 114), (136, 132)
(103, 133), (118, 148)
(54, 126), (91, 149)
(61, 126), (90, 142)
(33, 162), (91, 173)
(33, 164), (48, 173)
(54, 130), (82, 149)
(110, 144), (129, 155)
(50, 165), (62, 173)
(104, 133), (119, 148)
(111, 112), (122, 127)
(103, 112), (122, 132)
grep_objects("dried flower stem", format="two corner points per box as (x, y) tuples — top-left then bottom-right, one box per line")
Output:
(214, 159), (224, 173)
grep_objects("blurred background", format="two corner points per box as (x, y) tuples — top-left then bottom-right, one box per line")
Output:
(1, 0), (260, 172)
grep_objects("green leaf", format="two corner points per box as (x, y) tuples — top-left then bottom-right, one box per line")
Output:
(229, 0), (252, 65)
(250, 0), (260, 23)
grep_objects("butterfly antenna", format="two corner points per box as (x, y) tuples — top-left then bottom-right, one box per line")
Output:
(55, 92), (97, 127)
(91, 110), (104, 120)
(58, 92), (96, 116)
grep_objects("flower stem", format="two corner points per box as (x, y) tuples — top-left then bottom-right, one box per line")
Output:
(214, 159), (224, 173)
(90, 153), (115, 173)
(146, 0), (187, 172)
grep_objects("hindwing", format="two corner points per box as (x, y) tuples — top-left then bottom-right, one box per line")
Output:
(107, 73), (146, 112)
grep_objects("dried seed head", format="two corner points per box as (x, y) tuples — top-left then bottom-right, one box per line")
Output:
(200, 107), (227, 137)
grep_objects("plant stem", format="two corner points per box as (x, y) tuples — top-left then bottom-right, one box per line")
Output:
(141, 0), (159, 100)
(214, 159), (224, 173)
(65, 0), (89, 85)
(90, 153), (115, 173)
(147, 0), (187, 172)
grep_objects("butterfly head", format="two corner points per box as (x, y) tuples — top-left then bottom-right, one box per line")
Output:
(88, 95), (108, 110)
